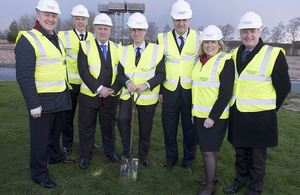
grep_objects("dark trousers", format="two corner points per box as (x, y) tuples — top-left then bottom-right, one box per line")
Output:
(233, 147), (267, 195)
(78, 102), (117, 159)
(117, 99), (157, 159)
(29, 111), (66, 183)
(162, 94), (196, 166)
(62, 90), (79, 148)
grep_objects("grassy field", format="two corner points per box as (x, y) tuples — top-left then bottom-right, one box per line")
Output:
(0, 81), (299, 195)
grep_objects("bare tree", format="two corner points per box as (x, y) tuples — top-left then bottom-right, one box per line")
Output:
(270, 21), (285, 45)
(123, 28), (131, 39)
(18, 13), (36, 31)
(145, 21), (159, 43)
(218, 24), (234, 44)
(57, 18), (73, 31)
(87, 11), (96, 33)
(260, 27), (271, 42)
(197, 26), (204, 31)
(163, 23), (172, 33)
(286, 17), (300, 54)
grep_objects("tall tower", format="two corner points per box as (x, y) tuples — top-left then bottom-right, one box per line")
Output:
(98, 2), (145, 44)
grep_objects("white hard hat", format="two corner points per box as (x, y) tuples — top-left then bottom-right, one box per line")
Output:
(71, 4), (89, 18)
(93, 13), (113, 27)
(36, 0), (61, 15)
(201, 25), (223, 41)
(127, 12), (148, 29)
(237, 12), (263, 29)
(170, 0), (192, 20)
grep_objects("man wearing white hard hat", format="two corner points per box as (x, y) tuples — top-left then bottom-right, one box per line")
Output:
(224, 12), (291, 194)
(58, 5), (100, 156)
(15, 0), (75, 188)
(117, 12), (165, 167)
(157, 0), (201, 173)
(77, 13), (122, 169)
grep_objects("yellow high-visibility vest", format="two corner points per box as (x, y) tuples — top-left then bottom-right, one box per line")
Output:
(118, 43), (164, 105)
(158, 29), (201, 90)
(16, 29), (69, 93)
(58, 30), (95, 84)
(230, 45), (283, 112)
(192, 52), (232, 119)
(80, 40), (120, 97)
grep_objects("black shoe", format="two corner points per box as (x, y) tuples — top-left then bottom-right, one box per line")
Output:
(63, 147), (72, 155)
(93, 143), (100, 149)
(63, 158), (76, 164)
(163, 163), (174, 171)
(141, 158), (150, 167)
(109, 154), (120, 163)
(183, 164), (193, 174)
(197, 179), (219, 186)
(120, 151), (130, 158)
(39, 179), (56, 188)
(79, 158), (89, 169)
(223, 185), (241, 194)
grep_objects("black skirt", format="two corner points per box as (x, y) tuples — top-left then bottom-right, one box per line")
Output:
(194, 117), (228, 152)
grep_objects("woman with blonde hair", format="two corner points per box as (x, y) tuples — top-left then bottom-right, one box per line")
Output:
(191, 25), (235, 195)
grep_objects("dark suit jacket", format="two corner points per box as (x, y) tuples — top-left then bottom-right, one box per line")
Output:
(228, 38), (291, 147)
(117, 41), (166, 102)
(159, 29), (192, 107)
(77, 39), (122, 109)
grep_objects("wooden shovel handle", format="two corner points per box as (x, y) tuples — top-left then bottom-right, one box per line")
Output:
(130, 93), (140, 134)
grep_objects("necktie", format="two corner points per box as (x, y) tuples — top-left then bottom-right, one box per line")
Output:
(100, 45), (107, 61)
(79, 34), (84, 40)
(242, 50), (250, 63)
(135, 47), (141, 66)
(179, 36), (184, 53)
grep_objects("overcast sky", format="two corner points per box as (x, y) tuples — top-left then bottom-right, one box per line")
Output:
(1, 0), (300, 39)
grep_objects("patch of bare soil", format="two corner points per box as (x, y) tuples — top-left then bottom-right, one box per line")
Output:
(283, 97), (300, 111)
(282, 104), (300, 111)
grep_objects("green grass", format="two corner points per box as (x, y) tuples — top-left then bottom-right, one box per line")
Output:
(0, 81), (299, 195)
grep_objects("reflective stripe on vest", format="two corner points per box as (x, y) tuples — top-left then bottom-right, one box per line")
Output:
(121, 91), (159, 100)
(191, 52), (231, 119)
(121, 44), (159, 79)
(159, 30), (201, 90)
(231, 45), (280, 112)
(17, 30), (68, 93)
(58, 31), (95, 84)
(80, 40), (120, 97)
(119, 43), (164, 105)
(27, 31), (63, 66)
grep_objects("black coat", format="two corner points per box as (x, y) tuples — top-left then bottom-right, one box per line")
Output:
(77, 39), (122, 109)
(227, 38), (291, 147)
(15, 22), (71, 113)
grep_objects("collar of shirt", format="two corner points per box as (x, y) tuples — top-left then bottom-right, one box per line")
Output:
(75, 29), (86, 39)
(243, 45), (256, 54)
(134, 41), (145, 55)
(175, 31), (188, 44)
(97, 40), (109, 51)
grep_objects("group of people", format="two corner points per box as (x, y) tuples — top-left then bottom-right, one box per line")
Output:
(15, 0), (291, 194)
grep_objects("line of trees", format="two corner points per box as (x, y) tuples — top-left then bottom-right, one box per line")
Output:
(3, 13), (300, 48)
(3, 12), (160, 44)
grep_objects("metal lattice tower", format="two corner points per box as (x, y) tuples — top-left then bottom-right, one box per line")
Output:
(98, 2), (145, 44)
